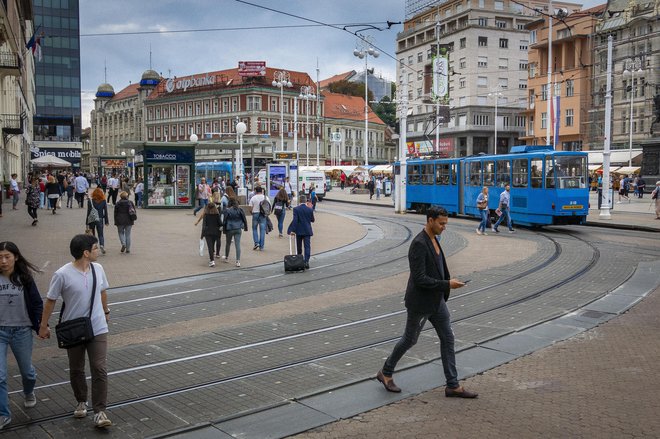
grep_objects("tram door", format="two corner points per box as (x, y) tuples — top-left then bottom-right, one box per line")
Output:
(458, 160), (466, 215)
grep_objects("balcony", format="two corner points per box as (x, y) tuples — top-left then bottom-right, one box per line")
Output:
(0, 51), (21, 76)
(1, 114), (23, 135)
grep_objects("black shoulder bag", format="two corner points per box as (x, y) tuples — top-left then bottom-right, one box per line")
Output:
(55, 265), (96, 349)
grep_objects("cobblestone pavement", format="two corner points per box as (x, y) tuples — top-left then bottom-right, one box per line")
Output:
(294, 284), (660, 439)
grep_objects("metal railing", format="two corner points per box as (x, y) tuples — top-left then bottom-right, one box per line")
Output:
(0, 51), (20, 70)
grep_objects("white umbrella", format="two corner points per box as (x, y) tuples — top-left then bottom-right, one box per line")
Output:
(30, 155), (72, 167)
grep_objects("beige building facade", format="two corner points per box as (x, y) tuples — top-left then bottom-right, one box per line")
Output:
(0, 0), (36, 184)
(396, 0), (582, 156)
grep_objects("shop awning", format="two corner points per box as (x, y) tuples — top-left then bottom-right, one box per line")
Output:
(613, 166), (641, 174)
(588, 164), (601, 171)
(370, 164), (393, 174)
(588, 150), (643, 165)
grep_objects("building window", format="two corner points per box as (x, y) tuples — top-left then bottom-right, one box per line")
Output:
(499, 58), (508, 69)
(499, 38), (508, 49)
(529, 31), (536, 44)
(565, 108), (574, 127)
(213, 100), (218, 113)
(473, 114), (489, 126)
(541, 84), (548, 101)
(566, 79), (574, 97)
(459, 58), (466, 69)
(541, 112), (547, 129)
(519, 60), (528, 70)
(204, 101), (209, 114)
(232, 98), (239, 112)
(459, 77), (466, 88)
(494, 0), (503, 10)
(520, 40), (528, 50)
(460, 37), (466, 49)
(408, 55), (413, 64)
(282, 99), (289, 113)
(247, 95), (261, 111)
(477, 76), (488, 87)
(478, 17), (488, 26)
(519, 80), (527, 89)
(498, 78), (508, 89)
(417, 52), (423, 62)
(187, 104), (192, 116)
(496, 20), (507, 28)
(478, 56), (488, 68)
(195, 103), (201, 115)
(478, 36), (488, 47)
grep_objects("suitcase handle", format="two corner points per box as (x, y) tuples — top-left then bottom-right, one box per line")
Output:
(289, 234), (297, 255)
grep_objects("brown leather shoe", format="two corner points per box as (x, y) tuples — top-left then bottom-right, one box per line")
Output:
(445, 386), (478, 398)
(376, 370), (401, 393)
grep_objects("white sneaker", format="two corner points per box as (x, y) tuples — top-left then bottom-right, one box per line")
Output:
(74, 401), (87, 418)
(476, 229), (482, 235)
(0, 416), (11, 430)
(24, 392), (37, 408)
(94, 411), (112, 428)
(482, 231), (488, 236)
(209, 260), (215, 267)
(221, 255), (227, 260)
(236, 261), (241, 267)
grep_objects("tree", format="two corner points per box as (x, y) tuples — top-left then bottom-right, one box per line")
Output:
(371, 83), (397, 131)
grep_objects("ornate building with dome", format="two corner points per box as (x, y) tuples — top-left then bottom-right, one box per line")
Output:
(89, 69), (160, 168)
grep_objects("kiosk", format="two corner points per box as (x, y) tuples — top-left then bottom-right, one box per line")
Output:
(133, 143), (195, 208)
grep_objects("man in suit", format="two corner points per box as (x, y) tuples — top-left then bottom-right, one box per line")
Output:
(287, 195), (315, 269)
(376, 206), (477, 398)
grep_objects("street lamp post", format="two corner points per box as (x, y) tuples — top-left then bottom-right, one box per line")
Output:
(272, 71), (292, 151)
(236, 121), (247, 192)
(353, 36), (379, 166)
(299, 85), (316, 167)
(488, 90), (503, 155)
(130, 148), (135, 181)
(623, 58), (643, 167)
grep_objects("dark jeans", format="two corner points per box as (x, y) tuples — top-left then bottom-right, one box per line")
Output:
(296, 234), (311, 263)
(75, 192), (85, 207)
(27, 206), (38, 220)
(382, 299), (458, 389)
(89, 221), (106, 246)
(107, 188), (118, 205)
(205, 235), (219, 261)
(67, 333), (108, 413)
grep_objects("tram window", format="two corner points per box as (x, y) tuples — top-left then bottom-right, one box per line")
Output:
(436, 163), (450, 185)
(469, 162), (481, 186)
(512, 159), (528, 188)
(421, 164), (434, 184)
(408, 164), (421, 185)
(451, 163), (458, 185)
(545, 158), (555, 188)
(496, 160), (510, 186)
(483, 161), (495, 186)
(555, 156), (587, 189)
(530, 158), (543, 188)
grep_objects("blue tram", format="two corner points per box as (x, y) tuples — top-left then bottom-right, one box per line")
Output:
(405, 145), (589, 227)
(195, 161), (233, 184)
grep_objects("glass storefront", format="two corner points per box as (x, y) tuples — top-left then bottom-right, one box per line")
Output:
(134, 144), (195, 208)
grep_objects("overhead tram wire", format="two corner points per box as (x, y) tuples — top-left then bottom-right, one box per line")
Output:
(79, 22), (392, 37)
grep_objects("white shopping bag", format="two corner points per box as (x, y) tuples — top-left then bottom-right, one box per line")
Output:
(199, 238), (205, 256)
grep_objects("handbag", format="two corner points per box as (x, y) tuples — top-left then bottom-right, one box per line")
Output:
(128, 202), (137, 221)
(55, 266), (96, 349)
(477, 200), (487, 209)
(87, 205), (100, 224)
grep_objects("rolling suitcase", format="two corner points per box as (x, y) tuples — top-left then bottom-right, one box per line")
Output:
(284, 235), (305, 273)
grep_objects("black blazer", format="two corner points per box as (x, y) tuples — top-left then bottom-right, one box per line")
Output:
(404, 230), (451, 314)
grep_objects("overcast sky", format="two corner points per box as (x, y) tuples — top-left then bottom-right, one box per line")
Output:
(79, 0), (604, 128)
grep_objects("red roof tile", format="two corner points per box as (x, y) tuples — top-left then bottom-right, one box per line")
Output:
(322, 91), (385, 125)
(319, 71), (356, 89)
(111, 83), (140, 101)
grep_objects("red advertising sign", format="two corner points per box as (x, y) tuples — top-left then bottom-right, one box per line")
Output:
(238, 61), (267, 77)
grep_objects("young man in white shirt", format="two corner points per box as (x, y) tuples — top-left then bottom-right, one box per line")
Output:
(248, 186), (269, 250)
(9, 174), (20, 210)
(39, 234), (112, 429)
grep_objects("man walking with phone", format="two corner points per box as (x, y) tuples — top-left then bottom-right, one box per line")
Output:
(376, 206), (477, 398)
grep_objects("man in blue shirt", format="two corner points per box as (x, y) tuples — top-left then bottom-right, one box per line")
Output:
(492, 185), (515, 233)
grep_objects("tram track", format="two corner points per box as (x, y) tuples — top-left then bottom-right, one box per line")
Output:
(7, 222), (604, 434)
